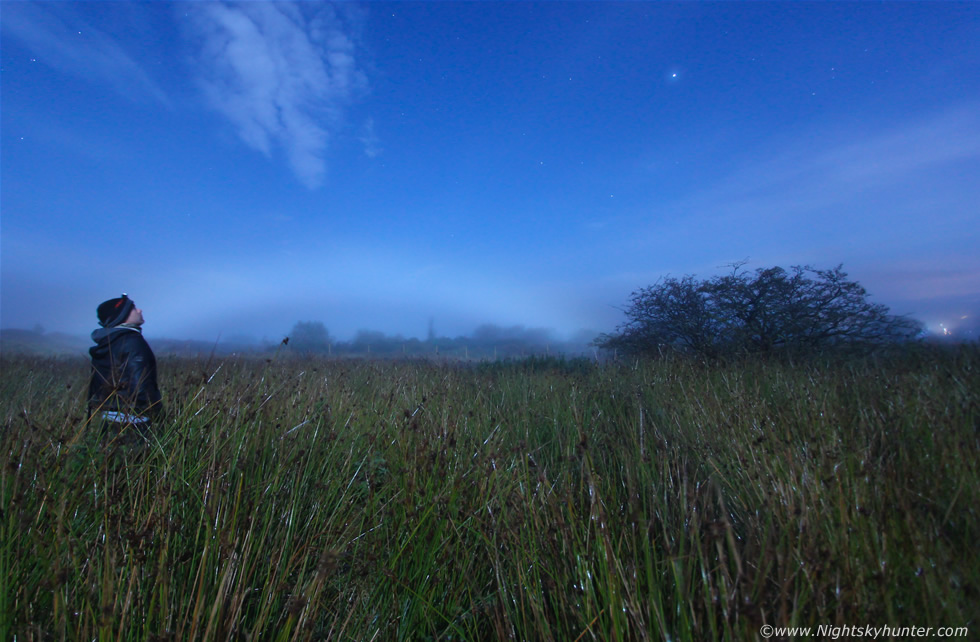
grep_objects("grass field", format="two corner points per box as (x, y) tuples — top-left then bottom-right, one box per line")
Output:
(1, 346), (977, 640)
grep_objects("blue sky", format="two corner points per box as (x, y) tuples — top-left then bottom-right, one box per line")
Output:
(2, 1), (979, 342)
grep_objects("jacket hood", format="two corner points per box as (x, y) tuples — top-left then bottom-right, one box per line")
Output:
(91, 325), (142, 344)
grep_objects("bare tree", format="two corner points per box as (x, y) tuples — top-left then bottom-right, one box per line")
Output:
(595, 276), (723, 357)
(597, 265), (921, 358)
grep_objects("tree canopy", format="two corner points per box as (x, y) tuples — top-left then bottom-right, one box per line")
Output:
(596, 265), (921, 358)
(289, 321), (332, 353)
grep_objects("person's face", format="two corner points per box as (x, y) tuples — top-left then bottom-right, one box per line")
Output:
(125, 306), (144, 326)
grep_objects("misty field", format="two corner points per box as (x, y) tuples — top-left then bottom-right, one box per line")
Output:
(1, 347), (977, 641)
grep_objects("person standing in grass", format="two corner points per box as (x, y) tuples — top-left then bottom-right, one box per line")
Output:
(88, 294), (162, 440)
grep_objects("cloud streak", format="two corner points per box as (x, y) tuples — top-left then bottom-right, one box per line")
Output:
(670, 104), (980, 225)
(630, 103), (980, 271)
(183, 2), (366, 189)
(1, 1), (169, 105)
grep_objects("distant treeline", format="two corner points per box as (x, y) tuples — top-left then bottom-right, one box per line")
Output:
(0, 323), (599, 360)
(281, 322), (597, 360)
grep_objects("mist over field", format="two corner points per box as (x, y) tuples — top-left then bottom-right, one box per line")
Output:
(0, 321), (604, 361)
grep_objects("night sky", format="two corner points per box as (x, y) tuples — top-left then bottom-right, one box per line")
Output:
(2, 1), (978, 342)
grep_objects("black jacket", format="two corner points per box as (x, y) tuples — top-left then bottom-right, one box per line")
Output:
(88, 326), (162, 417)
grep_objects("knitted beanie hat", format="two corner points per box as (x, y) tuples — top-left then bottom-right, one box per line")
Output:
(97, 294), (135, 328)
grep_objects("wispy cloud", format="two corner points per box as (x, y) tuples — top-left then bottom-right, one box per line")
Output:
(183, 2), (367, 189)
(670, 103), (980, 225)
(360, 117), (382, 158)
(622, 102), (980, 275)
(1, 1), (169, 105)
(858, 260), (980, 303)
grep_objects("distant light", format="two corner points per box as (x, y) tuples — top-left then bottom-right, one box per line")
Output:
(672, 73), (677, 78)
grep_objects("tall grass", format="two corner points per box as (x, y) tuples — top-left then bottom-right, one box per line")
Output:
(1, 346), (977, 640)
